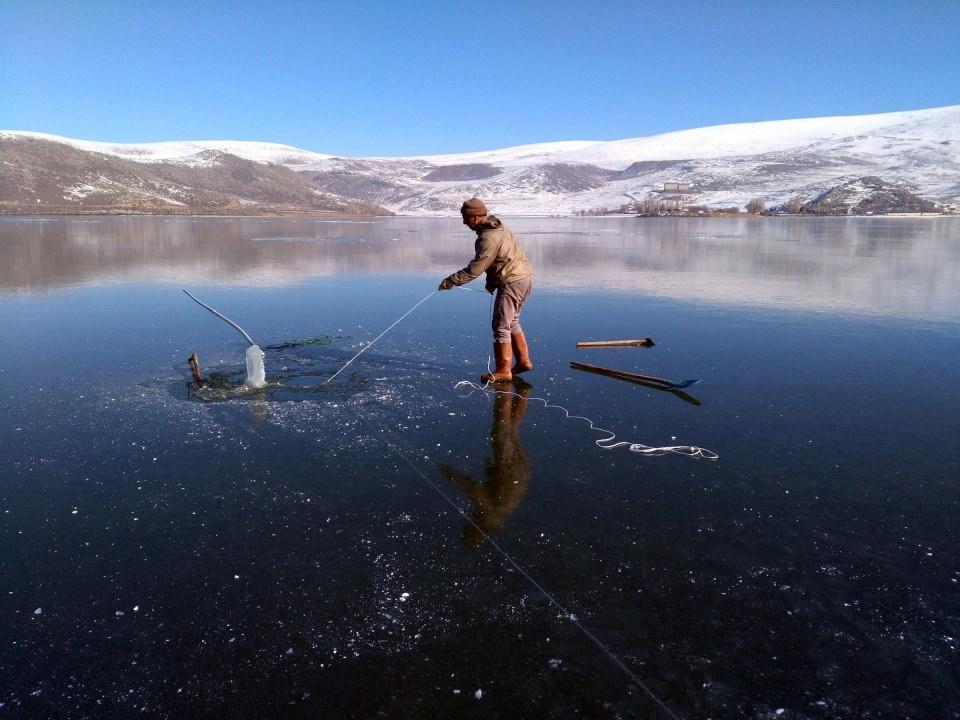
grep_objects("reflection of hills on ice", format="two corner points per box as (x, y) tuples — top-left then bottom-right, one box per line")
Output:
(530, 217), (960, 319)
(4, 216), (957, 321)
(0, 215), (442, 291)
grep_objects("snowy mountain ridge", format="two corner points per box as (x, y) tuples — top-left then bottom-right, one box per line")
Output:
(2, 104), (958, 215)
(0, 132), (334, 167)
(7, 104), (957, 169)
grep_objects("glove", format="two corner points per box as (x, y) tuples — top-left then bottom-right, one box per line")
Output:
(438, 276), (456, 291)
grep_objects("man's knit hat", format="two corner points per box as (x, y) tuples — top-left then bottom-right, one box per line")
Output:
(460, 198), (487, 217)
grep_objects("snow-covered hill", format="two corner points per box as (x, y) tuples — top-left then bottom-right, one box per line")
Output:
(2, 105), (958, 215)
(0, 132), (334, 167)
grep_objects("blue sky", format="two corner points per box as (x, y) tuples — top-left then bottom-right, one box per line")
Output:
(2, 1), (958, 156)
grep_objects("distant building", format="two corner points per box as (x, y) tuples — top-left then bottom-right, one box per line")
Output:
(628, 181), (695, 215)
(644, 182), (691, 213)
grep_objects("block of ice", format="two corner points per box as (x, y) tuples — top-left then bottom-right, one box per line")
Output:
(245, 345), (266, 389)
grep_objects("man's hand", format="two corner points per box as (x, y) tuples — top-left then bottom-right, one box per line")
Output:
(438, 276), (455, 291)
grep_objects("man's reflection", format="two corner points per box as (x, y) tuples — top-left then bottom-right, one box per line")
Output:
(439, 379), (532, 549)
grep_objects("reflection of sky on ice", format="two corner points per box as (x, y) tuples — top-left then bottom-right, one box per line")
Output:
(1, 217), (959, 718)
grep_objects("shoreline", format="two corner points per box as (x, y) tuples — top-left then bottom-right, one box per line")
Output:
(1, 211), (956, 220)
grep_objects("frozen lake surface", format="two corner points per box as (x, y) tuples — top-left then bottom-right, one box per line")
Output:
(1, 215), (958, 718)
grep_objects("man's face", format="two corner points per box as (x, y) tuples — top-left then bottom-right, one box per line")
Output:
(462, 213), (481, 229)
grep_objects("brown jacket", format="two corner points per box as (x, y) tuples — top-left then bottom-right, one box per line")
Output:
(448, 216), (533, 291)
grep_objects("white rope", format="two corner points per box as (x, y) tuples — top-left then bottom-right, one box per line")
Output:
(322, 284), (715, 459)
(318, 285), (696, 717)
(454, 380), (718, 460)
(354, 405), (686, 720)
(325, 290), (437, 384)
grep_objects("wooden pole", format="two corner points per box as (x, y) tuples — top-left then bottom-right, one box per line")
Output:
(570, 361), (671, 385)
(187, 353), (203, 383)
(569, 361), (702, 405)
(576, 338), (654, 348)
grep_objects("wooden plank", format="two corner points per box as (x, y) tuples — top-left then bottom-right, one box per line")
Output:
(569, 361), (702, 405)
(570, 361), (671, 386)
(576, 338), (655, 348)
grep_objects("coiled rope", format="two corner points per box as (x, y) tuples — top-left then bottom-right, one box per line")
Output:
(324, 285), (716, 460)
(468, 286), (715, 458)
(454, 380), (717, 460)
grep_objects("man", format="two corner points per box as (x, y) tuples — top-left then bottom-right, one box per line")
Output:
(438, 198), (534, 383)
(439, 377), (532, 548)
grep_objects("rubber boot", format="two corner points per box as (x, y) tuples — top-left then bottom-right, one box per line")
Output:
(481, 342), (513, 383)
(511, 329), (533, 374)
(510, 377), (532, 422)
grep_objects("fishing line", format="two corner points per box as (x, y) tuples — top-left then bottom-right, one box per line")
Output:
(325, 290), (437, 384)
(354, 405), (685, 720)
(324, 285), (488, 384)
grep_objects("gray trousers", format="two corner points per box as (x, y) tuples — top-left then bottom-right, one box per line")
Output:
(492, 276), (533, 343)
